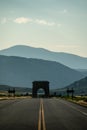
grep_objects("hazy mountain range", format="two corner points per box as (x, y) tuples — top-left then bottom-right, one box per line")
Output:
(0, 55), (84, 89)
(0, 45), (87, 69)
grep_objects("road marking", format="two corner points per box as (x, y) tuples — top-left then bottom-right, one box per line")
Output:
(38, 99), (46, 130)
(57, 99), (87, 117)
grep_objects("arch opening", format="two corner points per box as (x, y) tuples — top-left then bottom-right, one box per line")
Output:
(37, 88), (45, 98)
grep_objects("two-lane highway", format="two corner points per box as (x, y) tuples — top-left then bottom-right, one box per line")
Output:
(0, 98), (87, 130)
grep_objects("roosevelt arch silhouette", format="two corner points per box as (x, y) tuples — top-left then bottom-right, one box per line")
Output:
(32, 81), (49, 98)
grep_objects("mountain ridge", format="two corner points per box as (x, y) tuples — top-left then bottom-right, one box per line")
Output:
(0, 45), (86, 58)
(0, 45), (87, 69)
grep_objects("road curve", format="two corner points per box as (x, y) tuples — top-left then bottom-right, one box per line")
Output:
(0, 98), (87, 130)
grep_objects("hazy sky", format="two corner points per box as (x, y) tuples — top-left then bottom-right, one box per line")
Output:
(0, 0), (87, 57)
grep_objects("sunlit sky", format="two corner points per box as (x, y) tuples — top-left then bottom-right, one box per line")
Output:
(0, 0), (87, 57)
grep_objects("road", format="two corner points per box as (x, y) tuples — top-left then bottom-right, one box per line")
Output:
(0, 98), (87, 130)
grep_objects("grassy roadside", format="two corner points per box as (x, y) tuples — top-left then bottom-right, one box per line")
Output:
(0, 96), (32, 101)
(62, 96), (87, 107)
(0, 92), (32, 100)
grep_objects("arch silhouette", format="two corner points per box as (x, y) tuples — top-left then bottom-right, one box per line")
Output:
(32, 81), (49, 97)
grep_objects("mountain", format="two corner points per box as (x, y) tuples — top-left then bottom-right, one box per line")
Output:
(52, 77), (87, 96)
(65, 76), (87, 95)
(0, 55), (84, 89)
(0, 45), (87, 69)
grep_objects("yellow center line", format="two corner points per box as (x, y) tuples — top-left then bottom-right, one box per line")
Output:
(38, 99), (46, 130)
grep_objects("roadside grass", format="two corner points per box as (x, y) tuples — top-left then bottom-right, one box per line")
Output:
(62, 96), (87, 107)
(0, 92), (32, 100)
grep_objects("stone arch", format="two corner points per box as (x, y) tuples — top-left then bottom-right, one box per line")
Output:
(32, 81), (49, 97)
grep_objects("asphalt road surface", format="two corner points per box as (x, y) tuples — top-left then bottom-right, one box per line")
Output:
(0, 98), (87, 130)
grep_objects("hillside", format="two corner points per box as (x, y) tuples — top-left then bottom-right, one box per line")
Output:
(55, 77), (87, 96)
(66, 76), (87, 95)
(0, 45), (87, 69)
(0, 55), (84, 89)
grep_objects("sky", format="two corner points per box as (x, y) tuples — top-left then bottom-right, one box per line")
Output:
(0, 0), (87, 57)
